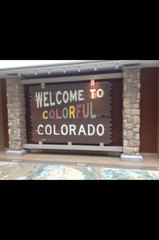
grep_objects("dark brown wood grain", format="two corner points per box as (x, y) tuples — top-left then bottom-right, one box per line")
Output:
(29, 82), (113, 144)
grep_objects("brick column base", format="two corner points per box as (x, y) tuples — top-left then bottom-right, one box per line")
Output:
(120, 68), (143, 162)
(5, 78), (28, 156)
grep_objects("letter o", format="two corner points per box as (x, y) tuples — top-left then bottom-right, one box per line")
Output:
(62, 107), (68, 119)
(97, 89), (104, 98)
(45, 124), (52, 135)
(96, 124), (104, 136)
(49, 110), (55, 119)
(61, 124), (68, 135)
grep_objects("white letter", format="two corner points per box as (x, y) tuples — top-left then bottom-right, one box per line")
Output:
(56, 91), (62, 105)
(78, 124), (86, 135)
(44, 92), (49, 107)
(96, 124), (104, 136)
(53, 125), (60, 135)
(97, 89), (104, 98)
(61, 124), (68, 135)
(35, 92), (43, 108)
(69, 124), (76, 135)
(88, 124), (95, 136)
(90, 89), (96, 99)
(37, 124), (44, 135)
(45, 124), (52, 135)
(70, 90), (77, 102)
(63, 91), (69, 104)
(50, 92), (55, 106)
(78, 90), (84, 101)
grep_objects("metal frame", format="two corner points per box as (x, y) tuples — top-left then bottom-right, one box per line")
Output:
(21, 73), (123, 85)
(122, 64), (141, 70)
(23, 72), (123, 153)
(23, 144), (123, 152)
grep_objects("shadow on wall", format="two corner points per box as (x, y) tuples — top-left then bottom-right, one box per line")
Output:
(30, 149), (121, 157)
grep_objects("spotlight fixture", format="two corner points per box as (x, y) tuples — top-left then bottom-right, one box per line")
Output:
(63, 68), (66, 73)
(18, 73), (21, 77)
(94, 65), (97, 71)
(78, 67), (80, 72)
(35, 70), (37, 75)
(116, 64), (118, 69)
(48, 69), (50, 74)
(90, 80), (95, 86)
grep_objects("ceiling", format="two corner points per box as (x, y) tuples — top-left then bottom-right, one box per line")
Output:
(0, 60), (159, 80)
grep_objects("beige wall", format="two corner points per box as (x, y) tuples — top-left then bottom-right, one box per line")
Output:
(0, 80), (4, 150)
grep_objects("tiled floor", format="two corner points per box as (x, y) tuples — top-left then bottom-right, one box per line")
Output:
(1, 151), (159, 180)
(1, 161), (159, 180)
(0, 151), (159, 167)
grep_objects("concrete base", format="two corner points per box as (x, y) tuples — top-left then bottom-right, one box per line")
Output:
(120, 153), (143, 162)
(6, 149), (29, 156)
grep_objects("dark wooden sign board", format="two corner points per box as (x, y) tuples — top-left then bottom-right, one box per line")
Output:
(29, 81), (113, 144)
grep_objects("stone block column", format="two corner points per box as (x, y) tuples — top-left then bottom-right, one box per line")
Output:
(5, 78), (28, 156)
(120, 68), (143, 162)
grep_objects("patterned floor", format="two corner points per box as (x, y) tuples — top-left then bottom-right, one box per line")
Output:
(1, 161), (159, 180)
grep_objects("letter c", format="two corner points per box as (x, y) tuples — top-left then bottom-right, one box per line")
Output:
(56, 91), (62, 105)
(37, 125), (44, 135)
(43, 111), (48, 119)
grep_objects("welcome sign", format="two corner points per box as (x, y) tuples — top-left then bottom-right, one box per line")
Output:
(29, 81), (113, 144)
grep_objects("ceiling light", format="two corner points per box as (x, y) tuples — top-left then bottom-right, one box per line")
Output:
(63, 68), (66, 73)
(48, 69), (50, 74)
(116, 64), (118, 69)
(78, 67), (80, 72)
(18, 73), (21, 77)
(35, 70), (37, 75)
(94, 65), (97, 71)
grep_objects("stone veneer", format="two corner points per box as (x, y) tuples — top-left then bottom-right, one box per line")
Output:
(6, 78), (27, 151)
(122, 68), (141, 156)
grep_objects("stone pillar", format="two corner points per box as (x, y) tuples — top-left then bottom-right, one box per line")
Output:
(120, 68), (143, 162)
(0, 80), (5, 150)
(5, 78), (28, 156)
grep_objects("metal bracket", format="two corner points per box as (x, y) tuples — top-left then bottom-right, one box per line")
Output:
(41, 82), (45, 89)
(39, 141), (43, 145)
(100, 143), (104, 147)
(68, 142), (72, 146)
